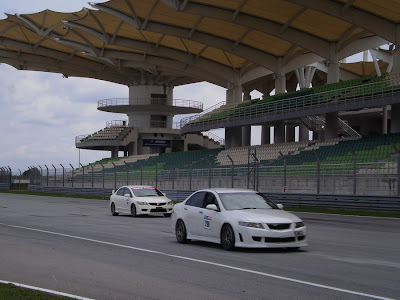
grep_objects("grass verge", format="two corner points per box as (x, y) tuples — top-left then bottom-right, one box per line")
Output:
(0, 283), (73, 299)
(286, 206), (400, 218)
(0, 190), (108, 201)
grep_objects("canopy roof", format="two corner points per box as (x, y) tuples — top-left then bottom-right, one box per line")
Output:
(0, 0), (395, 87)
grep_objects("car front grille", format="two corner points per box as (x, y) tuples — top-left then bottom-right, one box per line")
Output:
(266, 223), (291, 230)
(150, 208), (167, 212)
(149, 203), (166, 206)
(265, 237), (296, 243)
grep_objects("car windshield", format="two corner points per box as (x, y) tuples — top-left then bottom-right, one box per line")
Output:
(131, 188), (164, 197)
(218, 192), (278, 210)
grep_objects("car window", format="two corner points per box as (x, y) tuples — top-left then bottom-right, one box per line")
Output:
(218, 192), (278, 210)
(123, 188), (132, 197)
(116, 188), (125, 196)
(185, 192), (206, 208)
(131, 187), (163, 197)
(203, 192), (219, 209)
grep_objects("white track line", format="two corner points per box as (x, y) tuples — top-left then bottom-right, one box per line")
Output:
(0, 280), (94, 300)
(0, 222), (394, 300)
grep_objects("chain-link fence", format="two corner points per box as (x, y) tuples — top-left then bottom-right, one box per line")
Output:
(18, 158), (399, 196)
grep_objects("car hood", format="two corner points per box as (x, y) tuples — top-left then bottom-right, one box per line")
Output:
(136, 196), (169, 203)
(229, 209), (302, 223)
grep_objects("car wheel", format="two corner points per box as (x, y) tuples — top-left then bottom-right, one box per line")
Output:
(221, 224), (235, 251)
(131, 203), (137, 217)
(175, 220), (190, 243)
(164, 213), (172, 217)
(110, 203), (119, 216)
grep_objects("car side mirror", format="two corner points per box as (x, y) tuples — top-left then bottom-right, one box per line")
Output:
(112, 190), (115, 194)
(124, 194), (131, 198)
(277, 203), (284, 210)
(206, 204), (219, 211)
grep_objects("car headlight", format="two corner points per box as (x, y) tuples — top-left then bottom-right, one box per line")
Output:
(136, 201), (147, 205)
(238, 221), (264, 229)
(295, 222), (304, 228)
(167, 201), (173, 205)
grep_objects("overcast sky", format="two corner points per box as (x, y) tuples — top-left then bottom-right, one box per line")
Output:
(0, 1), (232, 172)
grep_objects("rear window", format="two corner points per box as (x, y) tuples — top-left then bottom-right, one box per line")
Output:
(131, 188), (163, 197)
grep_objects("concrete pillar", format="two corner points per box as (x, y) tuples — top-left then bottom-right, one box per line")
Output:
(391, 104), (400, 133)
(299, 123), (309, 142)
(285, 125), (295, 142)
(128, 142), (136, 156)
(242, 126), (251, 146)
(382, 105), (388, 134)
(327, 44), (340, 84)
(226, 84), (243, 105)
(111, 147), (119, 159)
(274, 122), (285, 144)
(393, 46), (400, 73)
(261, 125), (270, 145)
(275, 57), (286, 94)
(241, 90), (251, 146)
(325, 112), (339, 140)
(324, 45), (340, 140)
(226, 126), (242, 148)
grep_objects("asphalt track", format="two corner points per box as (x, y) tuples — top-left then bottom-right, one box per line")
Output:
(0, 194), (399, 300)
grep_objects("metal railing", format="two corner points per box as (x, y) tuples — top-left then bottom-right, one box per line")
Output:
(180, 79), (399, 129)
(23, 155), (400, 197)
(98, 98), (203, 110)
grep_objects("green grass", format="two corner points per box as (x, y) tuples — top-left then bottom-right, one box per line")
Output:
(286, 206), (400, 218)
(0, 190), (108, 200)
(0, 283), (72, 299)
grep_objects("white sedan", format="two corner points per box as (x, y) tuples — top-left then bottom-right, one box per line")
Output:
(171, 188), (307, 250)
(110, 185), (174, 217)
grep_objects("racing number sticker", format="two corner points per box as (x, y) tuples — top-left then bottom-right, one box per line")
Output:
(204, 215), (212, 230)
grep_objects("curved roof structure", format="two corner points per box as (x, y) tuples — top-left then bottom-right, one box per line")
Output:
(0, 0), (394, 88)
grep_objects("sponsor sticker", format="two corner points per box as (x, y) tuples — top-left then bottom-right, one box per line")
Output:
(204, 215), (212, 230)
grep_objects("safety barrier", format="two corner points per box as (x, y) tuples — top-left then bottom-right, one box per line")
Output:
(27, 186), (400, 212)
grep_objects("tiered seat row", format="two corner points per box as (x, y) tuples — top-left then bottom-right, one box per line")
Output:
(81, 126), (127, 141)
(187, 73), (400, 126)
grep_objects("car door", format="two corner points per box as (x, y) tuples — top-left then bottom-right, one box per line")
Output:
(122, 187), (132, 212)
(114, 187), (126, 210)
(200, 192), (224, 240)
(183, 191), (206, 236)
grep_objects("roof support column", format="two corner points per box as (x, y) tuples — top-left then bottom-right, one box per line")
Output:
(274, 58), (286, 94)
(286, 125), (295, 143)
(393, 25), (400, 73)
(391, 104), (400, 133)
(261, 125), (271, 145)
(325, 44), (339, 140)
(242, 90), (251, 146)
(225, 82), (243, 148)
(295, 66), (316, 89)
(274, 122), (285, 144)
(296, 65), (316, 141)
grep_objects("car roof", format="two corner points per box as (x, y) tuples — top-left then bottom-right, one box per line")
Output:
(197, 188), (257, 194)
(124, 185), (157, 189)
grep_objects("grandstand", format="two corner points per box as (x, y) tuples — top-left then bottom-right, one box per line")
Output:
(2, 0), (400, 196)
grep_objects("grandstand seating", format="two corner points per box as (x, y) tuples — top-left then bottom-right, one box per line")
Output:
(184, 73), (400, 126)
(79, 125), (129, 142)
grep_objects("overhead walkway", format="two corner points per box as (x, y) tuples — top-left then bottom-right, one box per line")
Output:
(180, 73), (400, 134)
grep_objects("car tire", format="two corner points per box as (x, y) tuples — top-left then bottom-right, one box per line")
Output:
(110, 203), (119, 216)
(164, 213), (172, 217)
(131, 203), (137, 217)
(221, 224), (235, 251)
(175, 220), (190, 244)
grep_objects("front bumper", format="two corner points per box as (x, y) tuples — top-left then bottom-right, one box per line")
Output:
(137, 203), (174, 215)
(235, 225), (308, 248)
